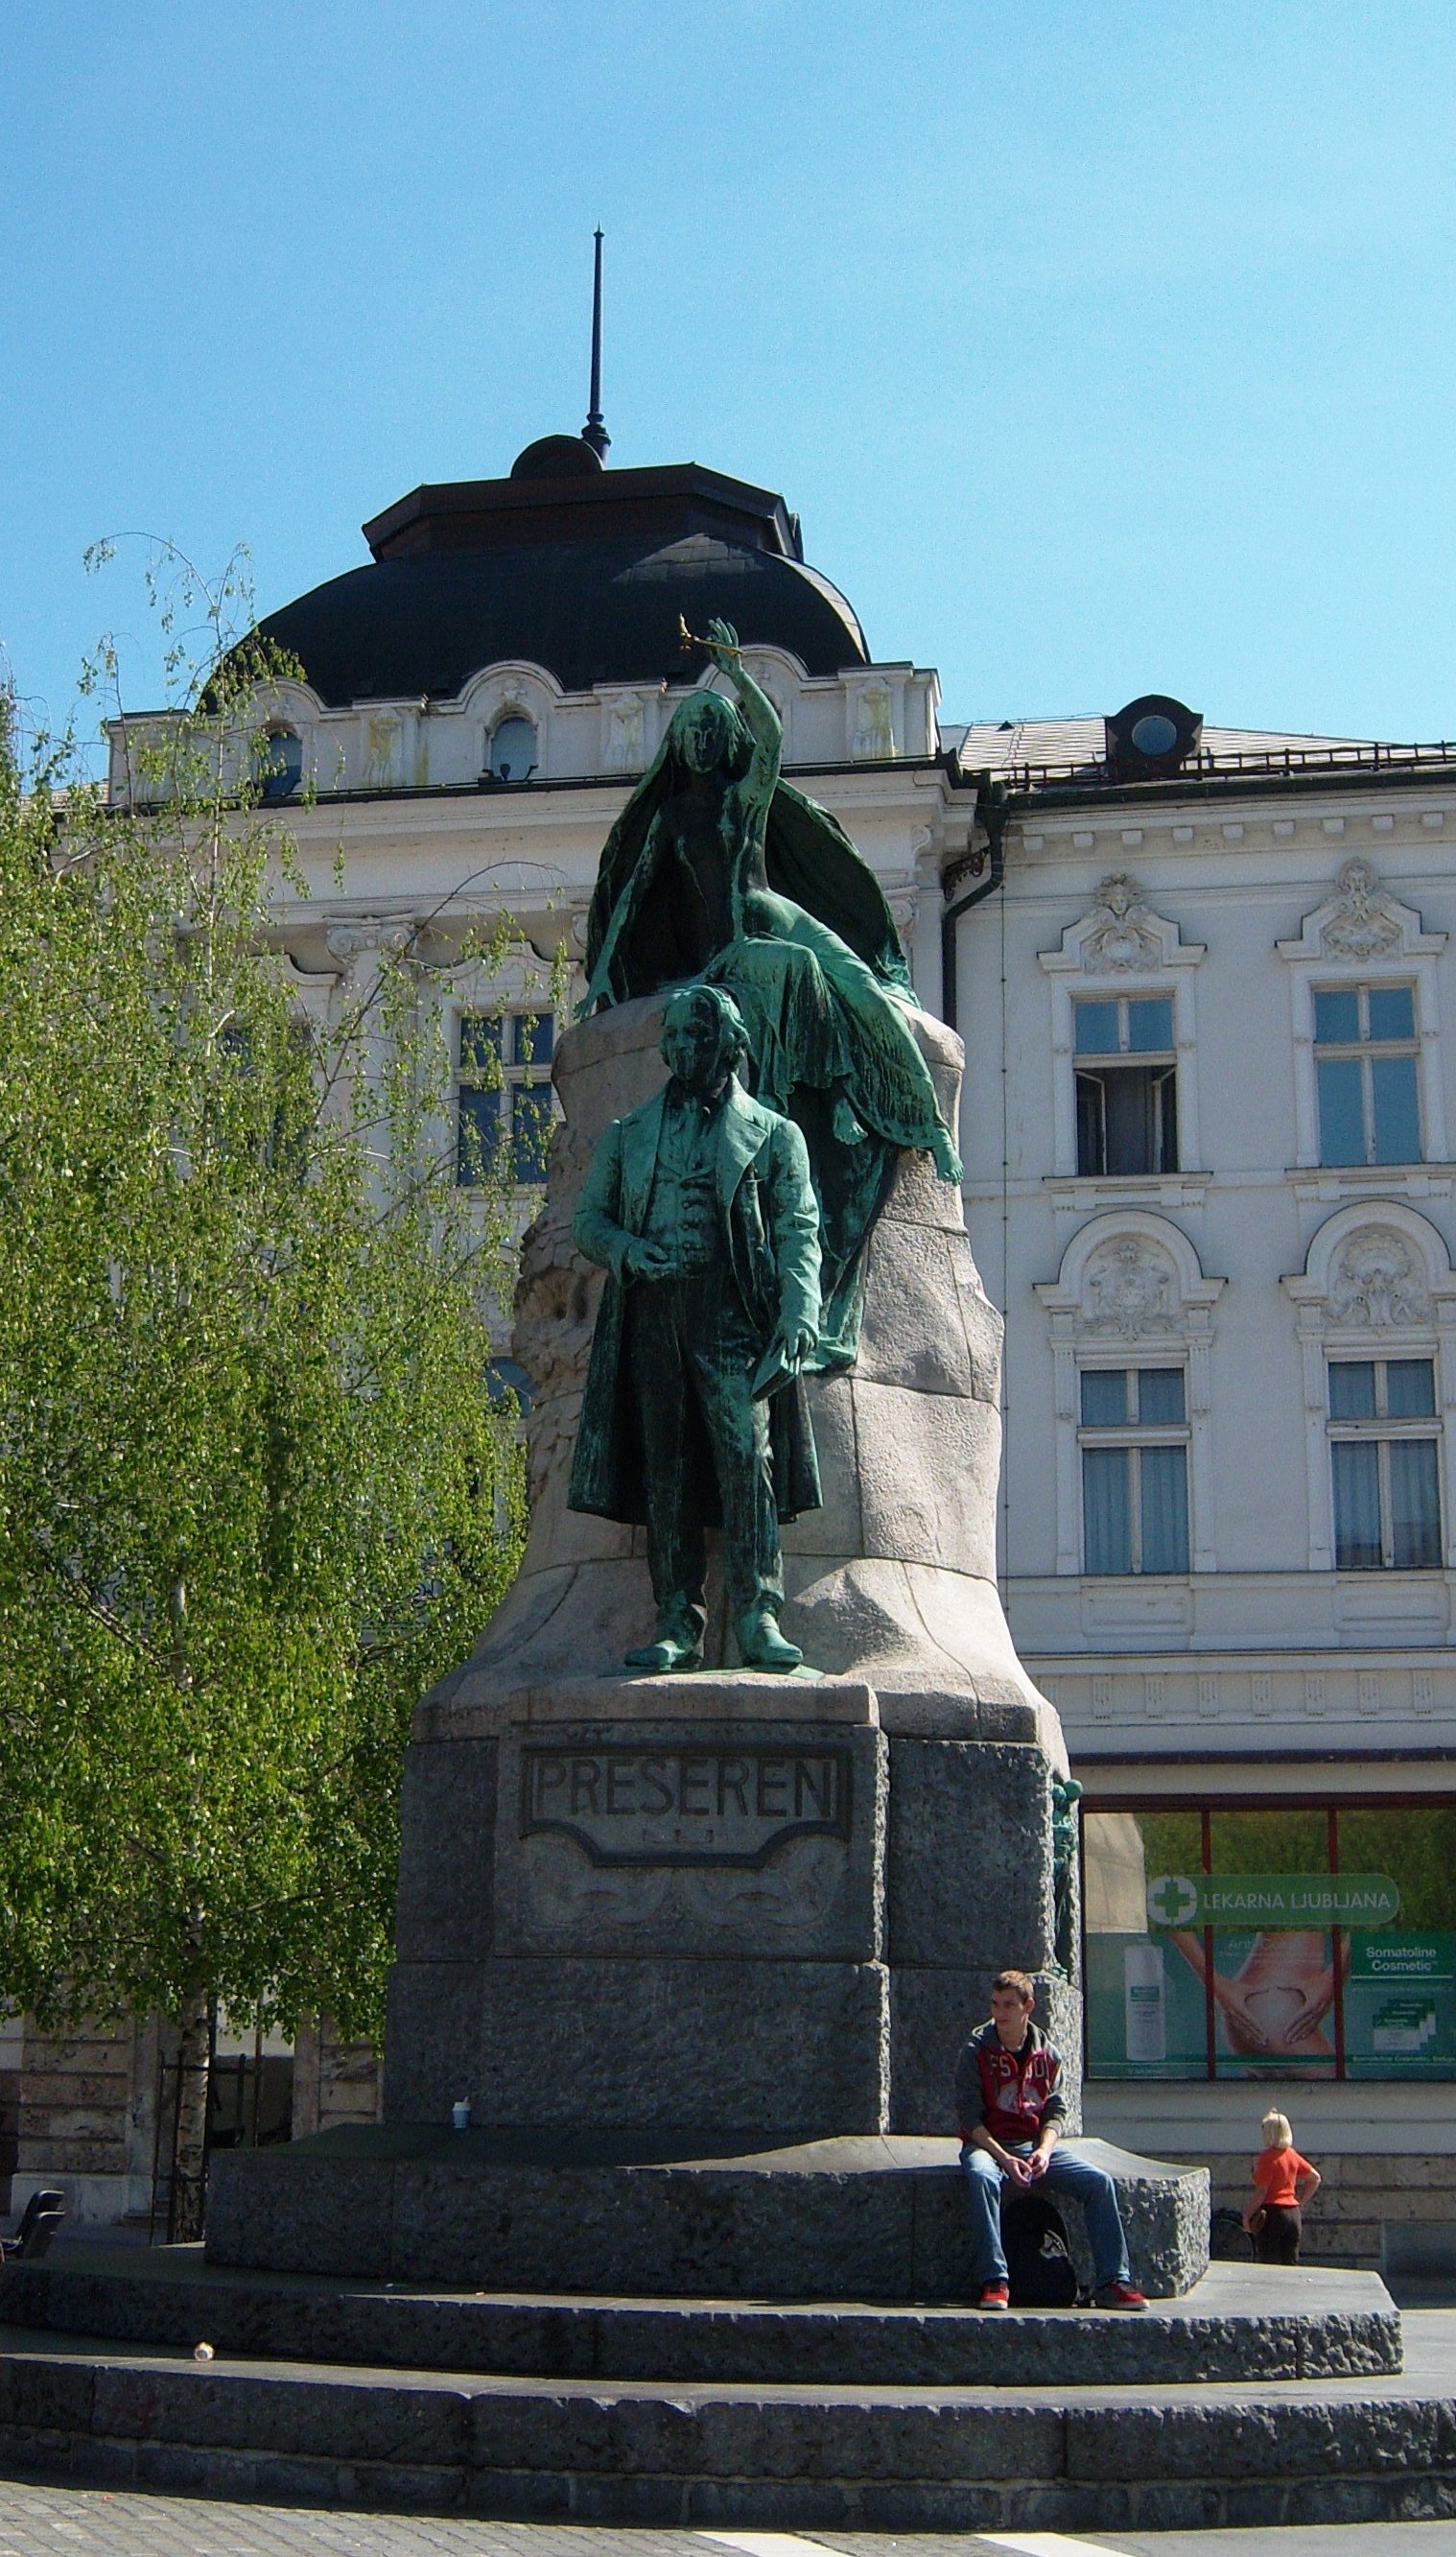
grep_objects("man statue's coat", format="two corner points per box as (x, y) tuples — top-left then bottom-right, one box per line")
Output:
(568, 1076), (823, 1527)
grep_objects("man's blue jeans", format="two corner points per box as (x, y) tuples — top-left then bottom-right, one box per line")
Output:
(960, 2140), (1131, 2290)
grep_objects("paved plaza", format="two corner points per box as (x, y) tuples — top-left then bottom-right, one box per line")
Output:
(0, 2488), (1451, 2554)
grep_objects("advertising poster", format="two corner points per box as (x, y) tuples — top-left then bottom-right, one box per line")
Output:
(1085, 1808), (1456, 2084)
(1143, 1872), (1369, 2075)
(1083, 1931), (1207, 2077)
(1344, 1931), (1456, 2079)
(1207, 1929), (1338, 2075)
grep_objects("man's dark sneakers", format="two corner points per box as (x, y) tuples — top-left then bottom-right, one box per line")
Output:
(978, 2281), (1010, 2310)
(1092, 2279), (1147, 2310)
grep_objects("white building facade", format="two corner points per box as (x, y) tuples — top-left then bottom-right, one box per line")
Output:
(951, 720), (1456, 2266)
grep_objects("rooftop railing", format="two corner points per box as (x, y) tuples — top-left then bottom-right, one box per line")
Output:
(987, 737), (1456, 794)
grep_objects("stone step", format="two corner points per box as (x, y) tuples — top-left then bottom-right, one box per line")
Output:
(1, 2253), (1400, 2389)
(206, 2126), (1210, 2300)
(0, 2317), (1445, 2531)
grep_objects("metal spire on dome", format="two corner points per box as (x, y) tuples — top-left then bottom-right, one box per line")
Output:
(582, 228), (610, 461)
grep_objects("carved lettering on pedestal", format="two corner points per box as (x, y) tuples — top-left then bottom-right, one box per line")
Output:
(519, 1745), (852, 1866)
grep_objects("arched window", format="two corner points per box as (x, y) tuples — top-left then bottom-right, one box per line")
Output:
(1037, 1211), (1225, 1579)
(1285, 1204), (1456, 1579)
(257, 726), (303, 803)
(486, 715), (538, 785)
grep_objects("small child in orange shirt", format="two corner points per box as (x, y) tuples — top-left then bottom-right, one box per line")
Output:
(1243, 2109), (1321, 2263)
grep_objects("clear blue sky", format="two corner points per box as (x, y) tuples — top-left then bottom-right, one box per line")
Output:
(5, 1), (1456, 750)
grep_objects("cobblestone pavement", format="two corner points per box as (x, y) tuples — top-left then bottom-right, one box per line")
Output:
(0, 2494), (1451, 2556)
(0, 2501), (720, 2555)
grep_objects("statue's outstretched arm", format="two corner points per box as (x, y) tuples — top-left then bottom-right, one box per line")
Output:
(705, 618), (780, 814)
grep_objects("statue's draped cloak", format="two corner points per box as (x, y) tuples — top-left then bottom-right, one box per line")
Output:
(585, 762), (914, 1006)
(583, 746), (951, 1366)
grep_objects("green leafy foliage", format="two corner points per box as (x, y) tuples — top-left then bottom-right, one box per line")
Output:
(0, 565), (530, 2082)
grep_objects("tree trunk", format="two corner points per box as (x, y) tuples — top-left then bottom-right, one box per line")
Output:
(171, 1987), (212, 2242)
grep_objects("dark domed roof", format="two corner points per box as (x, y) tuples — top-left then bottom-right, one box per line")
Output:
(257, 450), (867, 707)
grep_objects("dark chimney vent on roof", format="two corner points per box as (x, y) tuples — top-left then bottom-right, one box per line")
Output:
(510, 434), (602, 481)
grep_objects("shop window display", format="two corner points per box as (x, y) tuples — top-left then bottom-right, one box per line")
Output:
(1083, 1801), (1456, 2082)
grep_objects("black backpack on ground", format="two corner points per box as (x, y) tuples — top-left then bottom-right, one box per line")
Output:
(1209, 2204), (1256, 2261)
(1002, 2189), (1079, 2307)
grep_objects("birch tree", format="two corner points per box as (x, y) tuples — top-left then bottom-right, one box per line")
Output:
(0, 559), (533, 2234)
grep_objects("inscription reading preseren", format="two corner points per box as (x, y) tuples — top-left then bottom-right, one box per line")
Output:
(520, 1744), (853, 1867)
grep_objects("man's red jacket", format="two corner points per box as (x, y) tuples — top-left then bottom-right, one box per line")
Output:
(955, 2017), (1069, 2146)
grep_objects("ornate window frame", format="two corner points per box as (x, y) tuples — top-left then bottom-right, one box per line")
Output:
(1277, 860), (1447, 1169)
(1039, 875), (1206, 1177)
(458, 663), (562, 783)
(1283, 1202), (1456, 1571)
(1035, 1211), (1225, 1575)
(240, 676), (323, 796)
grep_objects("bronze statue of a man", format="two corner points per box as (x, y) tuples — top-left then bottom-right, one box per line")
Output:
(568, 983), (822, 1674)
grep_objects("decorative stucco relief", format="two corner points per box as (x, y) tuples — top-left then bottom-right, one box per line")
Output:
(1277, 855), (1444, 971)
(1082, 1235), (1180, 1337)
(1076, 875), (1165, 973)
(1039, 874), (1205, 980)
(364, 712), (403, 792)
(1327, 1225), (1432, 1329)
(1285, 1205), (1455, 1341)
(852, 678), (895, 761)
(885, 888), (919, 959)
(1318, 859), (1404, 960)
(602, 691), (646, 774)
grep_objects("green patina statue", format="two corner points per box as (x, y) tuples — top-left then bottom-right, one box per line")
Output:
(569, 983), (823, 1674)
(581, 619), (962, 1365)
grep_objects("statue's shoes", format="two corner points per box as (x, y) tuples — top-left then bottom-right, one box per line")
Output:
(737, 1612), (804, 1672)
(623, 1637), (704, 1674)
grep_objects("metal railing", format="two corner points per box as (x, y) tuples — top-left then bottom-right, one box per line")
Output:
(985, 736), (1456, 796)
(147, 2043), (293, 2244)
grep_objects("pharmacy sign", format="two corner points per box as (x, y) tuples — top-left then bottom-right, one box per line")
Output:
(1145, 1872), (1400, 1930)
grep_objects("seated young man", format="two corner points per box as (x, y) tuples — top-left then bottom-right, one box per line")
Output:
(956, 1968), (1146, 2311)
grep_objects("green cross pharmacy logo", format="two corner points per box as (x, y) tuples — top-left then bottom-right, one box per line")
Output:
(1146, 1873), (1200, 1928)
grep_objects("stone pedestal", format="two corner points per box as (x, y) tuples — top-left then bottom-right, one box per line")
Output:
(387, 1673), (1075, 2142)
(377, 993), (1084, 2156)
(212, 995), (1142, 2292)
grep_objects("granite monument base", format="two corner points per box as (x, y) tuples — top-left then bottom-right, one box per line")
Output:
(8, 2244), (1394, 2388)
(383, 1672), (1079, 2143)
(0, 2249), (1414, 2529)
(206, 2126), (1207, 2300)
